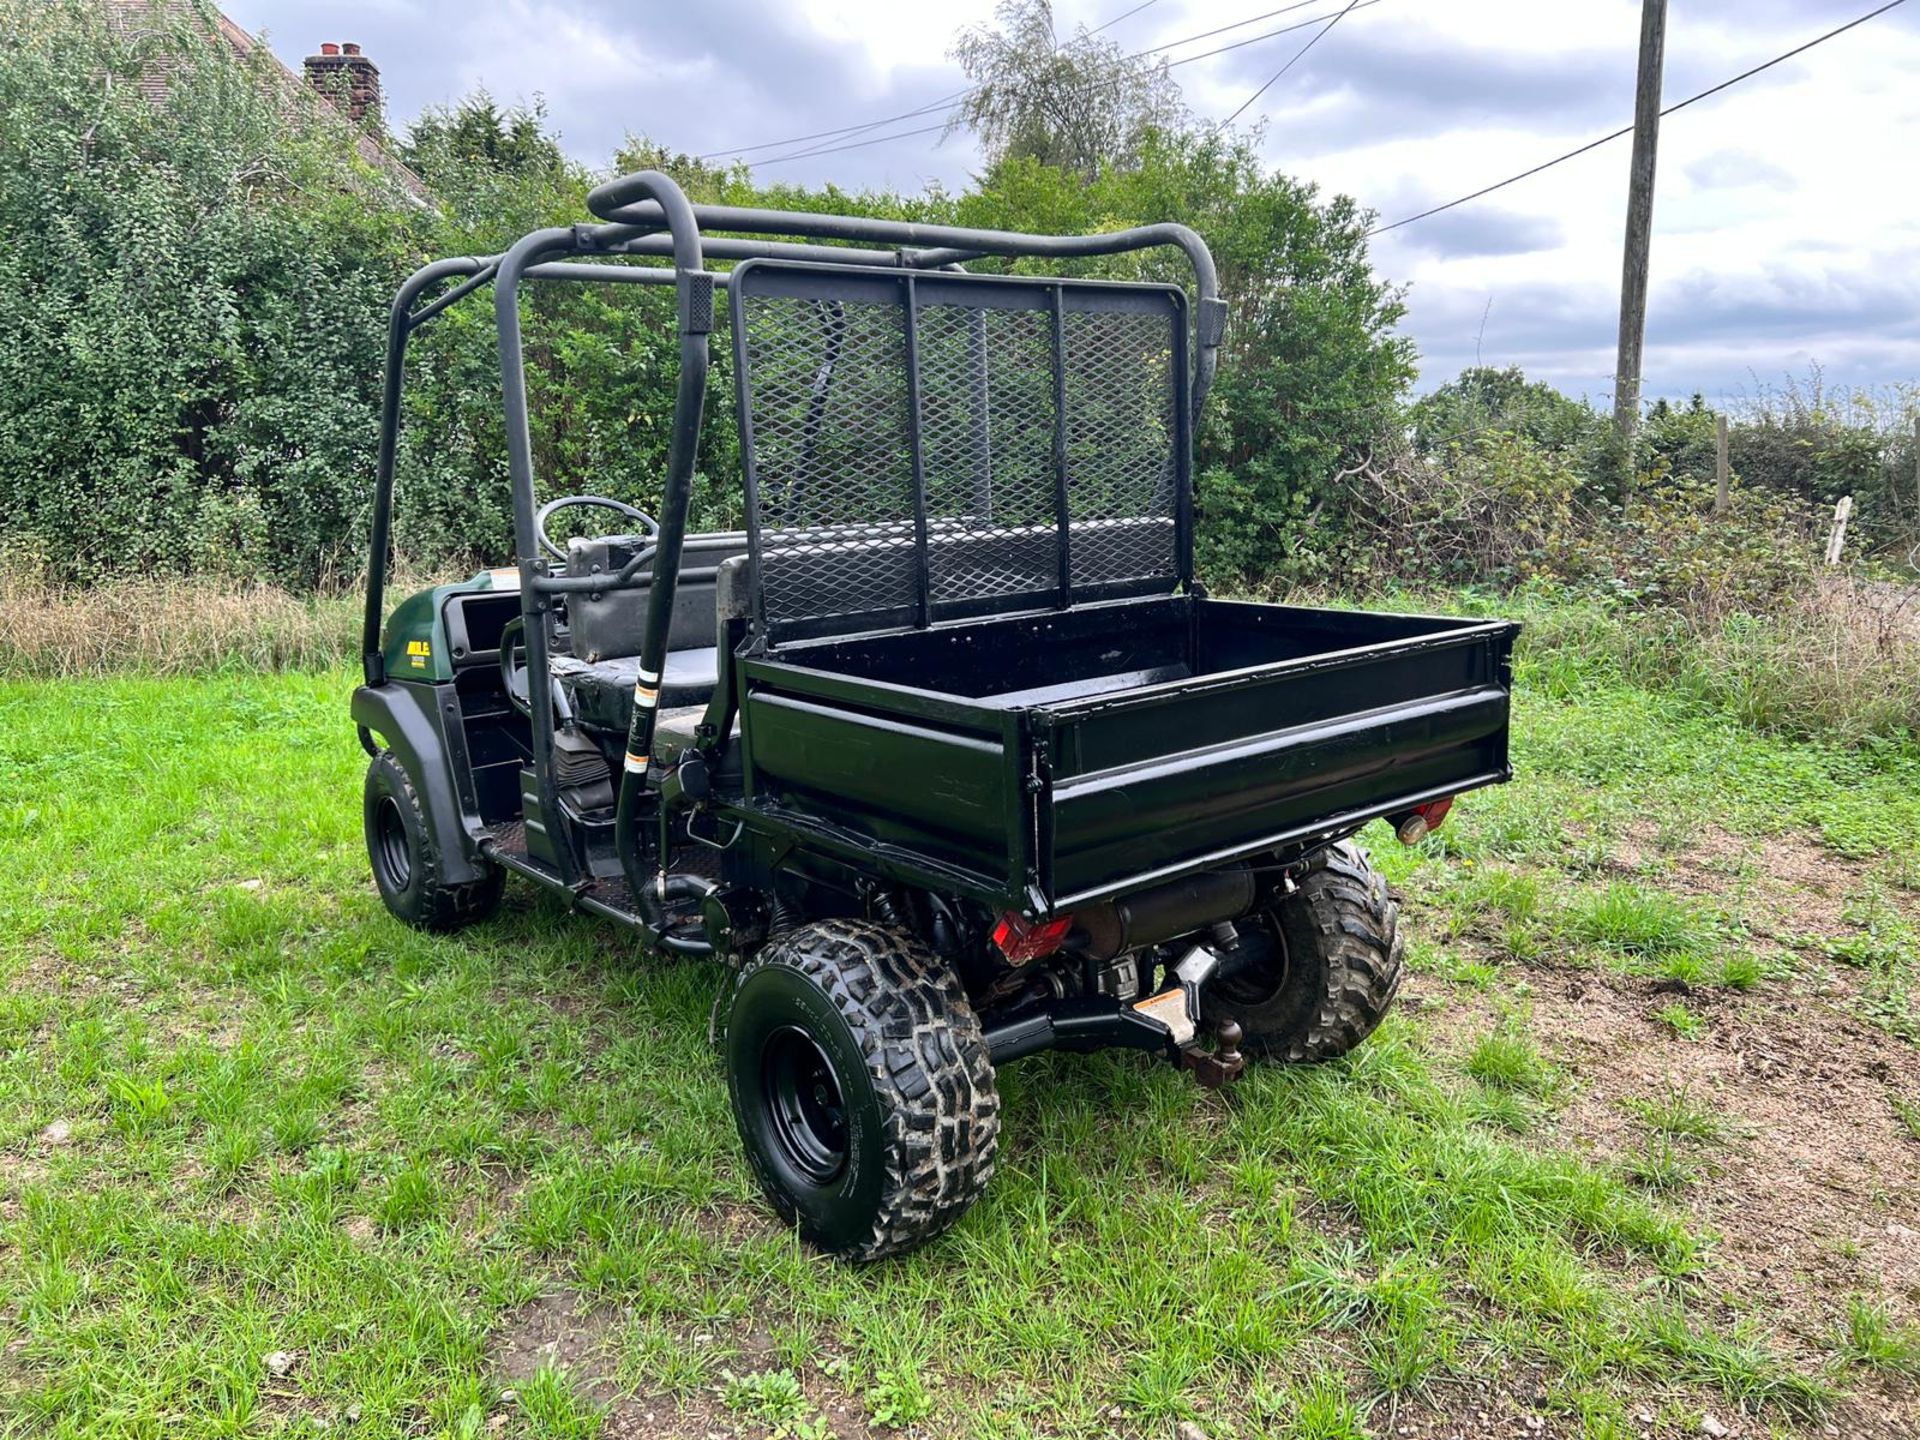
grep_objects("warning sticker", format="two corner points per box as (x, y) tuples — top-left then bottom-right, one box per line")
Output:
(1132, 987), (1196, 1048)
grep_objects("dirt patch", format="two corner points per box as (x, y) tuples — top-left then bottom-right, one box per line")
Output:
(484, 1291), (886, 1440)
(489, 1289), (626, 1396)
(1530, 969), (1920, 1336)
(1403, 825), (1920, 1435)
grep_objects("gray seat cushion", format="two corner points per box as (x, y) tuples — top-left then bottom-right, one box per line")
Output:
(551, 647), (719, 734)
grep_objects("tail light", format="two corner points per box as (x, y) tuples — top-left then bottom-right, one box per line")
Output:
(1395, 797), (1454, 846)
(992, 911), (1075, 963)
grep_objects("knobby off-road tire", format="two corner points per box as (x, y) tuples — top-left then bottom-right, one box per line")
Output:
(1206, 840), (1403, 1062)
(363, 751), (505, 931)
(726, 920), (1000, 1261)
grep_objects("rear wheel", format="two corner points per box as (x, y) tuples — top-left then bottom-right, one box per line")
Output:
(726, 920), (1000, 1260)
(362, 751), (504, 931)
(1205, 841), (1402, 1062)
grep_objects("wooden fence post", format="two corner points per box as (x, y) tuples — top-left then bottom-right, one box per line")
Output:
(1825, 495), (1853, 566)
(1713, 414), (1729, 516)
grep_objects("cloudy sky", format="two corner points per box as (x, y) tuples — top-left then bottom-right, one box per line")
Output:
(219, 0), (1920, 402)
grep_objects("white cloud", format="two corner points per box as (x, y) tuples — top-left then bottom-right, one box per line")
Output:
(219, 0), (1920, 398)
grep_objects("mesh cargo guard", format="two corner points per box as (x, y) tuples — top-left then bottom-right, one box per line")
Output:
(730, 261), (1191, 644)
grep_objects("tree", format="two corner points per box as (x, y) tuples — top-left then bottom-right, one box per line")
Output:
(959, 130), (1415, 587)
(1410, 366), (1604, 459)
(403, 92), (565, 186)
(947, 0), (1186, 179)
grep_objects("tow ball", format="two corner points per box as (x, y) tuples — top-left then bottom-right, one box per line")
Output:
(1130, 943), (1247, 1088)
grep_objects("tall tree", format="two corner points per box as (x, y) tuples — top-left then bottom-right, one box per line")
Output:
(948, 0), (1186, 179)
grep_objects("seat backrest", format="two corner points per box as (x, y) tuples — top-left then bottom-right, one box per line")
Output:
(563, 530), (751, 663)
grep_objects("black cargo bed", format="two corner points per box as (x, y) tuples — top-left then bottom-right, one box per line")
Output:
(736, 595), (1518, 912)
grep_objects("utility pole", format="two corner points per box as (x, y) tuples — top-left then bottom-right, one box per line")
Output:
(1612, 0), (1667, 506)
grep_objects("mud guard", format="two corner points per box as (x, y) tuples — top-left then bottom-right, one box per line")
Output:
(350, 682), (489, 886)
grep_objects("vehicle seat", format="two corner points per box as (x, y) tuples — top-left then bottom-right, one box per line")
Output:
(551, 648), (719, 733)
(551, 544), (753, 736)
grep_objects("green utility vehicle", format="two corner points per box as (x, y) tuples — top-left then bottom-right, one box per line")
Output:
(356, 171), (1518, 1258)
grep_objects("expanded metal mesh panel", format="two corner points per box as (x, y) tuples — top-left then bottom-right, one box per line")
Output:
(737, 293), (918, 627)
(1062, 308), (1179, 590)
(919, 302), (1060, 604)
(734, 262), (1187, 639)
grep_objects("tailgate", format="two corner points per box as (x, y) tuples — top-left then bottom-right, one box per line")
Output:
(1037, 622), (1517, 906)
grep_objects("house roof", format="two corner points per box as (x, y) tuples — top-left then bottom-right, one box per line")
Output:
(101, 0), (432, 206)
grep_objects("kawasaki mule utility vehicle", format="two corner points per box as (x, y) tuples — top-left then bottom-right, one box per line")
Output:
(356, 171), (1519, 1259)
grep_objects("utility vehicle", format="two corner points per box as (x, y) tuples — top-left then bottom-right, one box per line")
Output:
(355, 171), (1519, 1259)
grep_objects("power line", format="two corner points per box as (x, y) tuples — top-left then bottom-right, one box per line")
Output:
(1217, 0), (1360, 129)
(1089, 0), (1163, 35)
(705, 0), (1358, 164)
(754, 1), (1383, 167)
(700, 0), (1165, 160)
(1368, 0), (1910, 237)
(1154, 0), (1333, 55)
(698, 89), (965, 161)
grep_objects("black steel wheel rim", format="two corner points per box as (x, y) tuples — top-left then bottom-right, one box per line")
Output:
(761, 1025), (848, 1185)
(373, 795), (412, 890)
(1216, 920), (1290, 1005)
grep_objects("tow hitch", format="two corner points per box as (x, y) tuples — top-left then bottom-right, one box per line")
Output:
(980, 940), (1248, 1085)
(1131, 943), (1246, 1087)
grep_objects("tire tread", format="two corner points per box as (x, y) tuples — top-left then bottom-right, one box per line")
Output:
(734, 920), (1000, 1261)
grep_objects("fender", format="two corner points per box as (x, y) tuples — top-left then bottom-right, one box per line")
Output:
(351, 681), (489, 886)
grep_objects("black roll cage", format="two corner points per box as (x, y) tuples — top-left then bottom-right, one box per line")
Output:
(362, 170), (1225, 908)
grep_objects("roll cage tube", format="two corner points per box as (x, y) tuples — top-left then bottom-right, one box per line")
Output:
(362, 234), (955, 687)
(582, 179), (1228, 426)
(362, 170), (1228, 941)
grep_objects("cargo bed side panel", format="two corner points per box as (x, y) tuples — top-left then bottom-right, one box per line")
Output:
(1043, 631), (1513, 903)
(738, 663), (1028, 902)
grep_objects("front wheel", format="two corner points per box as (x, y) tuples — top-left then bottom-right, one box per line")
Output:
(725, 920), (1000, 1260)
(363, 751), (505, 931)
(1205, 841), (1403, 1062)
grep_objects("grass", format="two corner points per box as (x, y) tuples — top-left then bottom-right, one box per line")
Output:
(4, 616), (1919, 1436)
(1623, 1085), (1728, 1144)
(1653, 1002), (1709, 1041)
(1566, 883), (1717, 962)
(1838, 1297), (1920, 1377)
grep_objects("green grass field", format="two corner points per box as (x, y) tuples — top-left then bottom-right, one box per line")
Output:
(3, 643), (1918, 1439)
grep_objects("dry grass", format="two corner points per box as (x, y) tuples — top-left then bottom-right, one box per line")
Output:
(3, 556), (1913, 749)
(0, 559), (362, 677)
(1693, 576), (1920, 743)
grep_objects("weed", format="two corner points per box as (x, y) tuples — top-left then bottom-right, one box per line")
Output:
(1838, 1297), (1920, 1376)
(721, 1368), (817, 1435)
(106, 1073), (174, 1133)
(1623, 1085), (1726, 1142)
(866, 1363), (936, 1429)
(1654, 1002), (1707, 1040)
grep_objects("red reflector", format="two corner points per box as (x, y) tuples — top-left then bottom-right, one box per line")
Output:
(1395, 796), (1455, 846)
(991, 911), (1075, 963)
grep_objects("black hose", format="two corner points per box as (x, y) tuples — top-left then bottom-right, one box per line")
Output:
(638, 872), (717, 957)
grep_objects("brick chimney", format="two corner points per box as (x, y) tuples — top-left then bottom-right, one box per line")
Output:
(303, 41), (381, 126)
